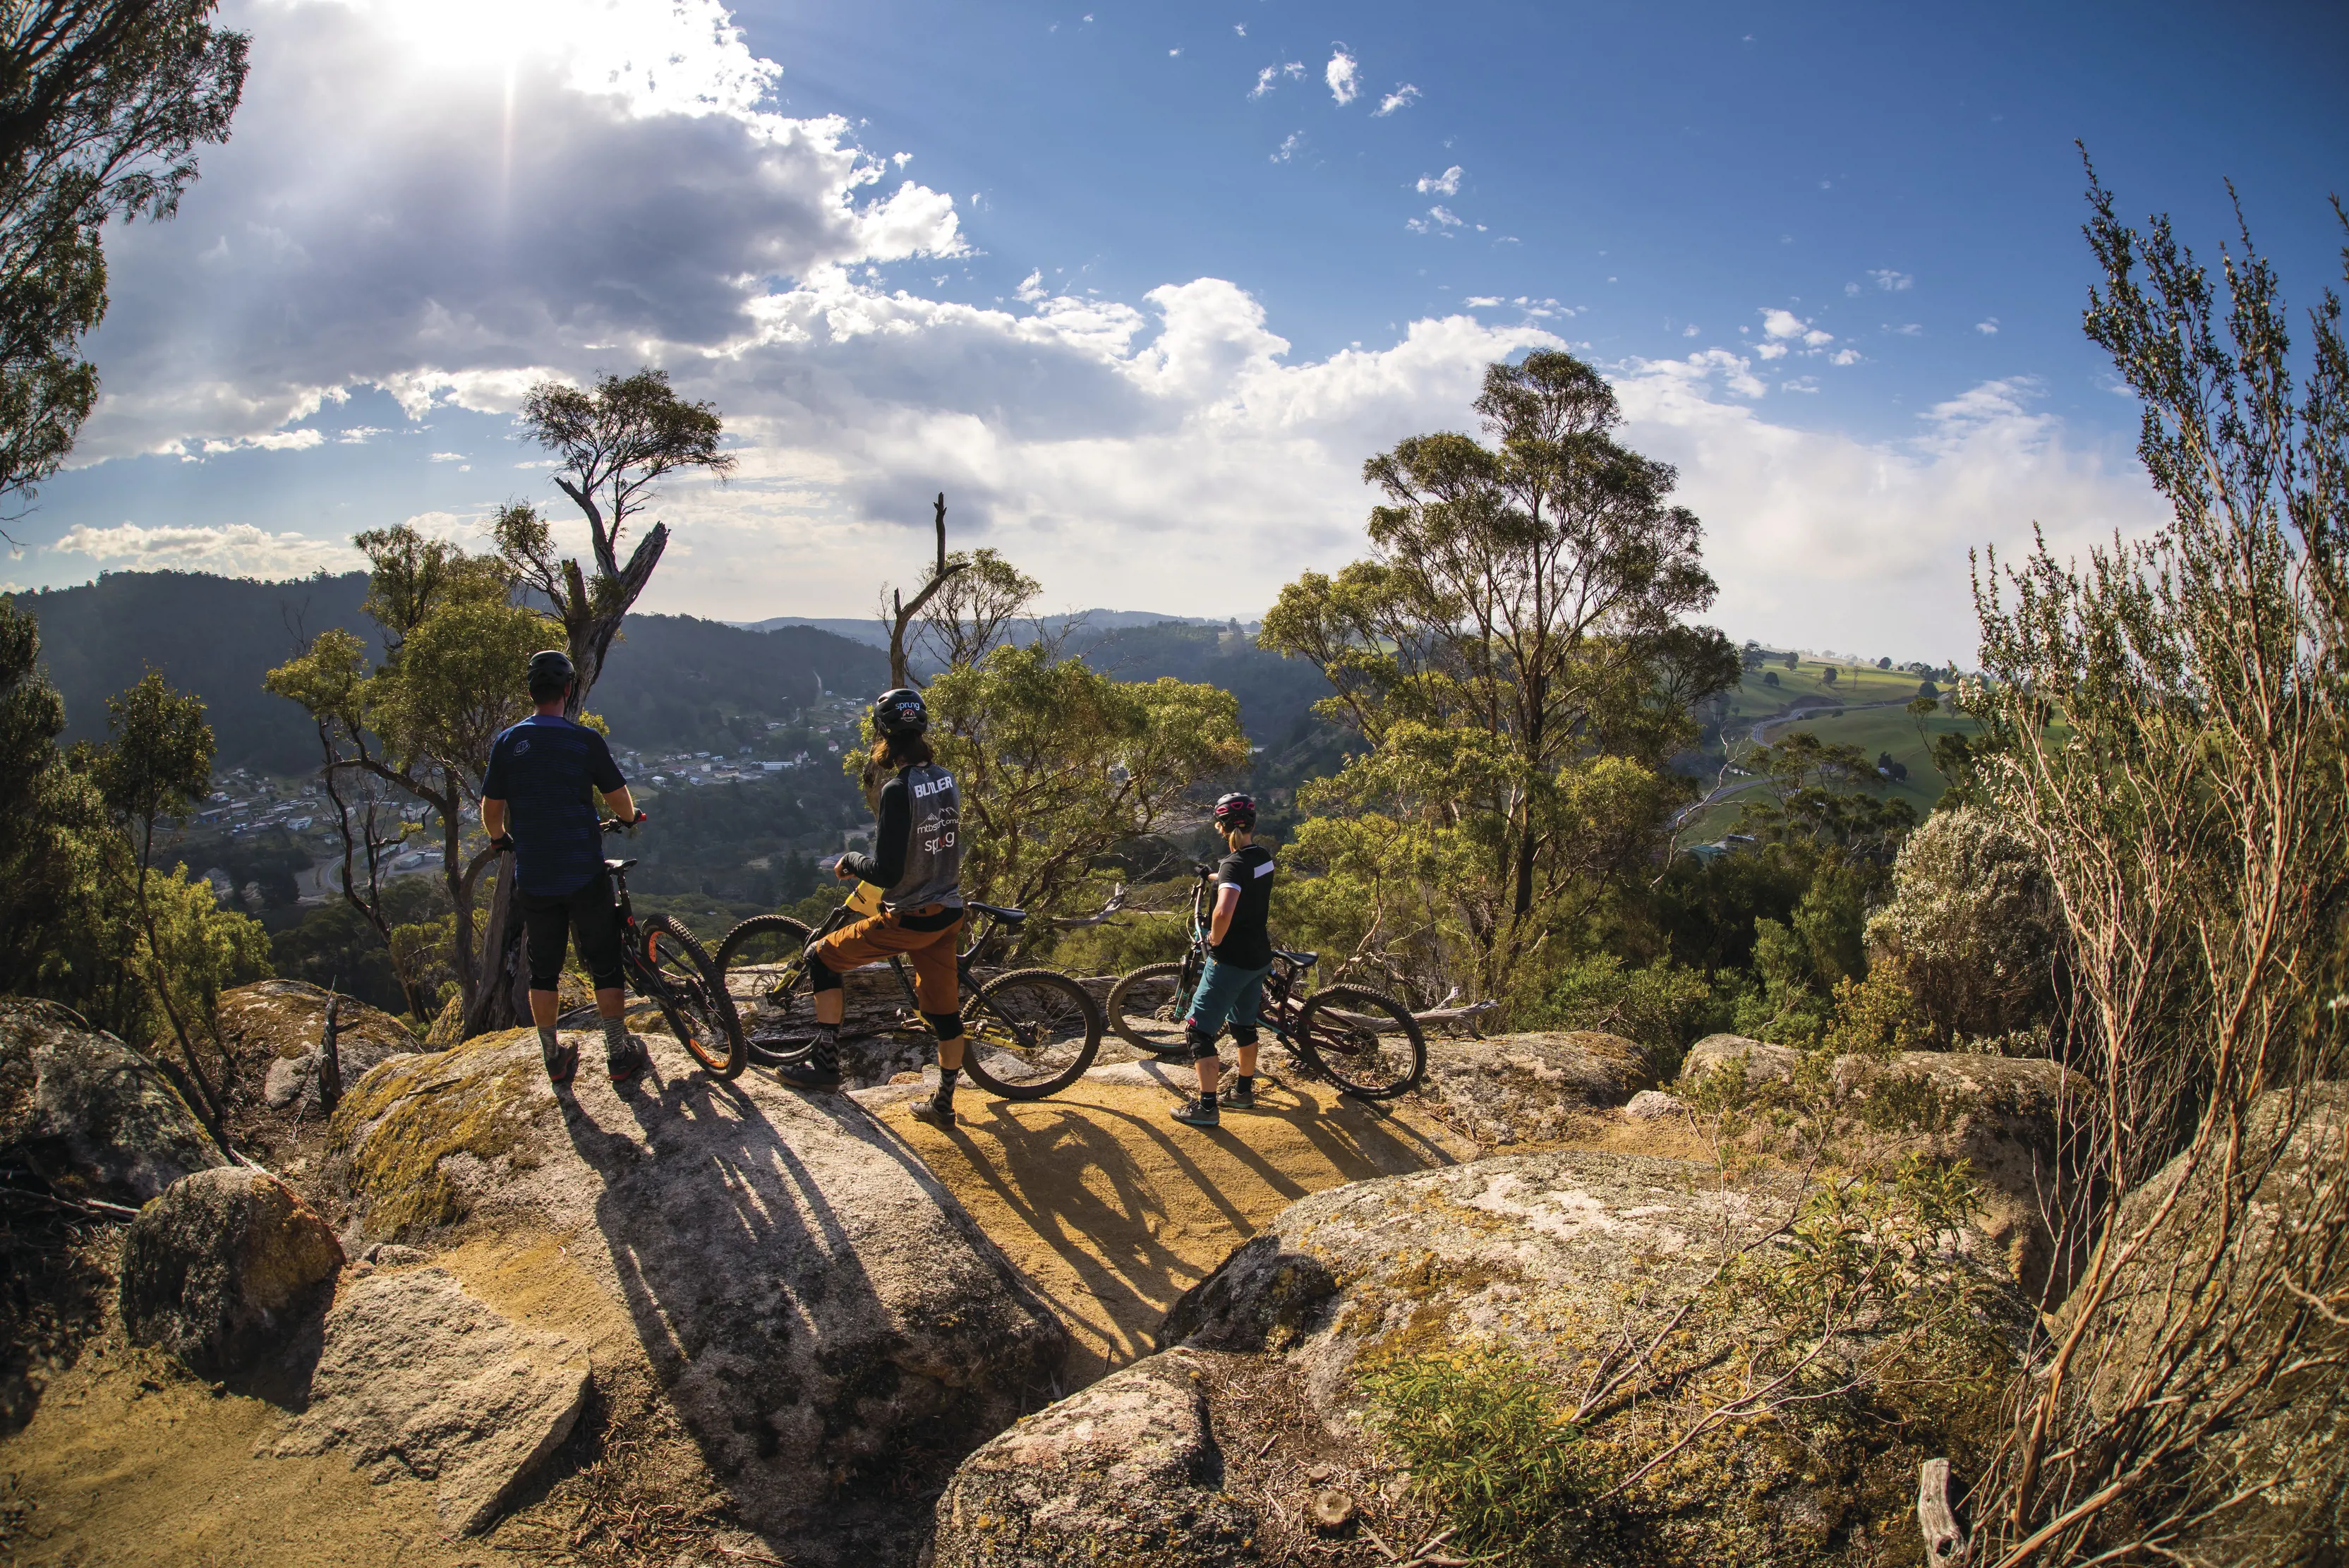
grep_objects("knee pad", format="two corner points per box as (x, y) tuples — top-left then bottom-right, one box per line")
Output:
(804, 942), (844, 992)
(528, 973), (561, 993)
(922, 1010), (964, 1042)
(1228, 1027), (1259, 1049)
(1188, 1024), (1222, 1062)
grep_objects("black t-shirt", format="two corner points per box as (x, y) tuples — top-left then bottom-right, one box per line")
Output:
(1211, 844), (1276, 968)
(481, 716), (624, 896)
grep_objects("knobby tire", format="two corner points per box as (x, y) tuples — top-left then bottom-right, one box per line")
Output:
(713, 913), (818, 1065)
(958, 968), (1102, 1100)
(1290, 983), (1425, 1099)
(1104, 960), (1197, 1057)
(641, 914), (747, 1078)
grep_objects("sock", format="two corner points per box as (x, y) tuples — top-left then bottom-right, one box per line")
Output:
(537, 1023), (560, 1055)
(600, 1015), (628, 1056)
(1234, 1073), (1255, 1089)
(1201, 1087), (1219, 1107)
(813, 1025), (840, 1075)
(936, 1066), (960, 1105)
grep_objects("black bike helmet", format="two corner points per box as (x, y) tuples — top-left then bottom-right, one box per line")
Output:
(873, 687), (928, 742)
(526, 648), (574, 696)
(1213, 792), (1257, 831)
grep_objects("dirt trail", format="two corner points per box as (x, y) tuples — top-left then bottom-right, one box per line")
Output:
(876, 1061), (1476, 1386)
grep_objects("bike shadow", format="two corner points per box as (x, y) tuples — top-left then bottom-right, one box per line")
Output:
(551, 1047), (1058, 1558)
(899, 1071), (1465, 1380)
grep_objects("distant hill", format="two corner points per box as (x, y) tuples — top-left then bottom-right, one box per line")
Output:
(12, 572), (888, 774)
(736, 608), (1245, 651)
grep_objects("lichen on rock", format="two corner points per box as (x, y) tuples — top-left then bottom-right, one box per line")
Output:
(1418, 1030), (1657, 1147)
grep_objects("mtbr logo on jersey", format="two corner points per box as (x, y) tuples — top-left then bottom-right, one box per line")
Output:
(910, 773), (955, 799)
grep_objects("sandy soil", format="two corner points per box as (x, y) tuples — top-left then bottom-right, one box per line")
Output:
(876, 1061), (1477, 1387)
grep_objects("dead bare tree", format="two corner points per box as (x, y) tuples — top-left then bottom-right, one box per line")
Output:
(882, 492), (967, 688)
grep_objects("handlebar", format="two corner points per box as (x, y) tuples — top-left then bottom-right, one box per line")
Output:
(600, 811), (651, 835)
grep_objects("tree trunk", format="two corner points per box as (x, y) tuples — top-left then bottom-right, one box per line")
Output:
(461, 854), (526, 1037)
(887, 493), (960, 689)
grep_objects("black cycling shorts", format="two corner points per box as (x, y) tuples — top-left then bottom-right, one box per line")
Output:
(521, 870), (625, 991)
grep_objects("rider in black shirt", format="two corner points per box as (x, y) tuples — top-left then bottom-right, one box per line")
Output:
(1171, 792), (1274, 1128)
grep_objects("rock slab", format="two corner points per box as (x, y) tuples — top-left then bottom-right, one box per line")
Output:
(327, 1027), (1069, 1562)
(1417, 1029), (1655, 1146)
(931, 1347), (1255, 1567)
(269, 1267), (588, 1536)
(0, 995), (225, 1202)
(119, 1166), (345, 1377)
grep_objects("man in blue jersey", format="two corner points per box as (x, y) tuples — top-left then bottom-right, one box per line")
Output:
(481, 649), (646, 1087)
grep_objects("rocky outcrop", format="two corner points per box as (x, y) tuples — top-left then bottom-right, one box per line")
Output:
(0, 996), (225, 1202)
(118, 1167), (344, 1377)
(931, 1347), (1255, 1568)
(267, 1267), (588, 1536)
(958, 1148), (2014, 1567)
(1674, 1042), (2088, 1298)
(1417, 1030), (1656, 1146)
(217, 981), (418, 1114)
(1678, 1032), (1802, 1087)
(325, 1027), (1067, 1564)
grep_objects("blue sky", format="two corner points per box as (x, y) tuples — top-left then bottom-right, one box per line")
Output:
(9, 0), (2345, 659)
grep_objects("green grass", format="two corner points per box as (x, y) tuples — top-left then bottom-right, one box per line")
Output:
(1681, 660), (1980, 843)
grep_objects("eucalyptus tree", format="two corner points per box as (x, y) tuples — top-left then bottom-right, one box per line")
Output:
(1262, 350), (1738, 999)
(268, 527), (548, 1023)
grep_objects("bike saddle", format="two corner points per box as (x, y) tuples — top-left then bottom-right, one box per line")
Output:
(1278, 948), (1320, 967)
(965, 900), (1027, 924)
(605, 857), (639, 872)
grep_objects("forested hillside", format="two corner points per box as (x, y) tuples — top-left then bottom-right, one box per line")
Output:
(12, 571), (888, 771)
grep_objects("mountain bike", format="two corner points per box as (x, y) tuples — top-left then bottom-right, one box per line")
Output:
(525, 817), (747, 1079)
(713, 893), (1102, 1099)
(1104, 861), (1426, 1099)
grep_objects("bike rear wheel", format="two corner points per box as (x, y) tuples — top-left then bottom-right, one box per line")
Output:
(1104, 959), (1198, 1057)
(958, 969), (1101, 1099)
(1289, 984), (1425, 1099)
(640, 915), (747, 1078)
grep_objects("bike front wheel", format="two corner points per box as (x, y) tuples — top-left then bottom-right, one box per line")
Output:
(958, 969), (1101, 1100)
(713, 913), (819, 1065)
(1289, 984), (1426, 1099)
(641, 915), (747, 1079)
(1104, 960), (1197, 1057)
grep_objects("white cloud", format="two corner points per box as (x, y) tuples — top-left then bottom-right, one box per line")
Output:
(1405, 206), (1462, 235)
(1415, 165), (1462, 196)
(1272, 131), (1303, 163)
(66, 0), (967, 464)
(1868, 269), (1914, 291)
(1756, 341), (1789, 360)
(1759, 307), (1833, 349)
(1976, 318), (2000, 334)
(50, 521), (359, 576)
(1250, 60), (1306, 99)
(1015, 269), (1046, 303)
(1682, 324), (1701, 337)
(1375, 84), (1420, 116)
(1844, 281), (1861, 297)
(1891, 323), (1924, 337)
(193, 428), (325, 455)
(1326, 49), (1359, 105)
(1829, 347), (1861, 366)
(337, 426), (387, 444)
(1233, 23), (1245, 35)
(1463, 296), (1502, 308)
(428, 450), (467, 462)
(1610, 361), (2166, 656)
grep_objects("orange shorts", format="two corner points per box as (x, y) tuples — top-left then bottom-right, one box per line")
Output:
(813, 908), (963, 1013)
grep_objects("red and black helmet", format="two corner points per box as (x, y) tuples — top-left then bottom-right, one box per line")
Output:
(1213, 792), (1256, 831)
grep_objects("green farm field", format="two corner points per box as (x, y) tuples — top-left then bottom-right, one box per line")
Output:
(1677, 660), (1982, 845)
